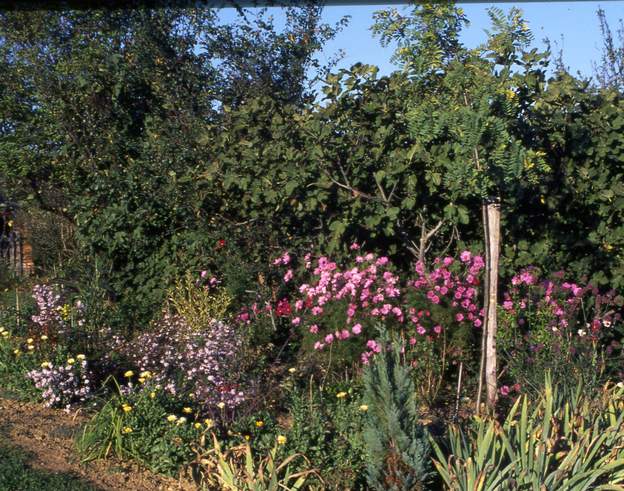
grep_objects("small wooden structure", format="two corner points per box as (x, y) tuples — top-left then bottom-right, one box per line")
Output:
(0, 194), (34, 276)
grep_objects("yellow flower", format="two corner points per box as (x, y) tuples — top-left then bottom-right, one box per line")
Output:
(194, 422), (202, 429)
(277, 435), (287, 445)
(59, 304), (71, 321)
(204, 419), (214, 429)
(13, 349), (21, 355)
(244, 434), (250, 441)
(182, 407), (193, 414)
(359, 405), (369, 412)
(138, 377), (145, 384)
(2, 331), (9, 338)
(177, 416), (187, 425)
(41, 361), (50, 368)
(167, 415), (178, 422)
(124, 370), (134, 378)
(149, 392), (156, 399)
(67, 358), (75, 365)
(139, 370), (151, 378)
(217, 402), (225, 409)
(255, 420), (264, 428)
(40, 335), (48, 341)
(76, 354), (86, 361)
(27, 345), (34, 351)
(122, 404), (132, 413)
(540, 196), (545, 205)
(122, 427), (133, 434)
(26, 338), (34, 344)
(336, 392), (347, 399)
(288, 367), (296, 373)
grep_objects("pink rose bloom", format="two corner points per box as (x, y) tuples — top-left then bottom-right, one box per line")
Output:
(350, 242), (360, 250)
(313, 341), (324, 350)
(309, 324), (319, 334)
(283, 269), (294, 283)
(291, 317), (301, 326)
(281, 253), (291, 265)
(500, 385), (510, 396)
(474, 319), (482, 328)
(416, 326), (426, 335)
(455, 313), (465, 322)
(376, 256), (389, 266)
(503, 300), (514, 311)
(347, 304), (357, 317)
(443, 257), (454, 266)
(409, 337), (417, 345)
(324, 333), (334, 344)
(460, 250), (472, 263)
(295, 300), (304, 311)
(340, 329), (350, 340)
(352, 323), (362, 335)
(433, 325), (442, 334)
(366, 340), (381, 353)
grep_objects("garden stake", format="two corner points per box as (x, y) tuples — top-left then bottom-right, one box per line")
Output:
(454, 361), (463, 422)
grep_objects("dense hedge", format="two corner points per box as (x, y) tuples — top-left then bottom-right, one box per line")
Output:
(1, 5), (623, 325)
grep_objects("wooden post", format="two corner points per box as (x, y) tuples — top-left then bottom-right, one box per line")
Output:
(476, 203), (490, 414)
(484, 200), (501, 409)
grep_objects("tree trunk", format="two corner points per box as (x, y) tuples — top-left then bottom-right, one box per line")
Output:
(484, 200), (501, 409)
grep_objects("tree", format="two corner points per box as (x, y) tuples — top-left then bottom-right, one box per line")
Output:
(0, 6), (345, 324)
(594, 7), (624, 91)
(373, 3), (551, 409)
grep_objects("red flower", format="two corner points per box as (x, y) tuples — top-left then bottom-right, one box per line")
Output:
(276, 298), (292, 317)
(216, 239), (226, 249)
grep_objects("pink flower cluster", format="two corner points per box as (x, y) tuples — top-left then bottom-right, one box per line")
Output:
(501, 268), (620, 339)
(31, 284), (67, 336)
(409, 253), (485, 330)
(271, 247), (485, 364)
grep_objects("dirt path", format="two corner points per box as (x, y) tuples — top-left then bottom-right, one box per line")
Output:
(0, 397), (198, 491)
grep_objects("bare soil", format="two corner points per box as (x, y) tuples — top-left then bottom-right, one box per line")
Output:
(0, 397), (198, 491)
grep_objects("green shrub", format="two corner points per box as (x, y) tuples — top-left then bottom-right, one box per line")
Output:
(77, 382), (202, 476)
(362, 333), (433, 491)
(280, 378), (367, 489)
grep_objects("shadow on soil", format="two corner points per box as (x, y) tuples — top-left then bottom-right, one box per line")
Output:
(0, 442), (103, 491)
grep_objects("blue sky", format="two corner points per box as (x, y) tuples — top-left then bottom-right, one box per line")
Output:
(219, 2), (624, 81)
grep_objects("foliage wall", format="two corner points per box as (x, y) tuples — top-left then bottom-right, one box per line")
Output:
(1, 5), (624, 325)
